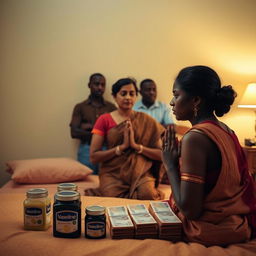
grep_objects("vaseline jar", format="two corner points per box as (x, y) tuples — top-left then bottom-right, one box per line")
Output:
(55, 183), (81, 207)
(85, 205), (106, 239)
(57, 183), (78, 192)
(24, 188), (51, 231)
(53, 190), (81, 238)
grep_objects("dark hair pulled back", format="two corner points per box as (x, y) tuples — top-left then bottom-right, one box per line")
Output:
(112, 78), (138, 96)
(175, 65), (237, 117)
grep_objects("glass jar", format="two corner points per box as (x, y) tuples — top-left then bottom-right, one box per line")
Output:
(53, 190), (81, 238)
(55, 183), (80, 204)
(85, 205), (106, 239)
(57, 183), (78, 192)
(23, 188), (51, 231)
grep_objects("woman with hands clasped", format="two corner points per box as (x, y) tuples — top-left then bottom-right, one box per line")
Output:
(87, 78), (165, 200)
(162, 65), (256, 246)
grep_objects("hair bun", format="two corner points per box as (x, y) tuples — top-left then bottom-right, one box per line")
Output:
(214, 85), (237, 117)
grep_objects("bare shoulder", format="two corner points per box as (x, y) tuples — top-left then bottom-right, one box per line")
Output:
(182, 129), (213, 151)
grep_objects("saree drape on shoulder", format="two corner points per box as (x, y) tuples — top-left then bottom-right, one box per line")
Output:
(170, 122), (256, 246)
(92, 112), (165, 200)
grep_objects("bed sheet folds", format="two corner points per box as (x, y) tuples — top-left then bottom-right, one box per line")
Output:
(0, 193), (256, 256)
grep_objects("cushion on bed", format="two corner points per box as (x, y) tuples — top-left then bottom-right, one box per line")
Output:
(6, 158), (93, 184)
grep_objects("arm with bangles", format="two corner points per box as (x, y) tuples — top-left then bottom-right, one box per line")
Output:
(162, 126), (207, 220)
(89, 122), (130, 164)
(127, 120), (162, 161)
(90, 120), (162, 164)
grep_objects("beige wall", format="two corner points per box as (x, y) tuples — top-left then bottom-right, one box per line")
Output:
(1, 0), (256, 186)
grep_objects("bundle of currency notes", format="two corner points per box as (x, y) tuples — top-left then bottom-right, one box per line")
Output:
(127, 204), (158, 239)
(107, 205), (134, 239)
(149, 201), (182, 241)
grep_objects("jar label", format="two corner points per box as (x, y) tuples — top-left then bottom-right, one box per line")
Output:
(46, 203), (51, 225)
(56, 210), (78, 233)
(46, 204), (51, 214)
(24, 207), (43, 226)
(86, 222), (105, 237)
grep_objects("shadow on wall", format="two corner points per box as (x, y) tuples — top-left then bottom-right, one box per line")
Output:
(0, 165), (11, 187)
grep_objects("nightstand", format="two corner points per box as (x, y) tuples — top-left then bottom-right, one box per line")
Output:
(243, 146), (256, 180)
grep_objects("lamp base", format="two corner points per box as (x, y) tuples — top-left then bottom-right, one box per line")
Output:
(245, 138), (256, 147)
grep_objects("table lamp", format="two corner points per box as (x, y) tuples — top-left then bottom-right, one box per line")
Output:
(238, 83), (256, 146)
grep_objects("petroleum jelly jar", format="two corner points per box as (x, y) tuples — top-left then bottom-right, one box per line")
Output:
(85, 205), (106, 239)
(57, 183), (78, 192)
(23, 188), (51, 231)
(53, 190), (81, 238)
(55, 183), (80, 204)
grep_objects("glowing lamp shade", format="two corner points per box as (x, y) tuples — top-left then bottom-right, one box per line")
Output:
(238, 83), (256, 108)
(238, 83), (256, 142)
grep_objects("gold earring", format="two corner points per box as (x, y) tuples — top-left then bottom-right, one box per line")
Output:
(194, 106), (198, 117)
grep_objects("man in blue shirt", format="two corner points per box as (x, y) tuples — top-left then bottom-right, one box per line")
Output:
(133, 79), (173, 127)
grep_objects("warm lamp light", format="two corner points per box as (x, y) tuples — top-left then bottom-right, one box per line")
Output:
(238, 83), (256, 144)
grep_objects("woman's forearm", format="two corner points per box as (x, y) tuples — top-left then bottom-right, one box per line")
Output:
(139, 146), (162, 161)
(90, 147), (117, 164)
(166, 165), (181, 207)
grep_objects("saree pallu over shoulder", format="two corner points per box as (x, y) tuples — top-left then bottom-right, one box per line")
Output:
(174, 122), (256, 246)
(99, 112), (165, 200)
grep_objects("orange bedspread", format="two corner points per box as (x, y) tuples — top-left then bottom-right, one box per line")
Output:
(0, 175), (100, 194)
(0, 193), (256, 256)
(0, 176), (172, 199)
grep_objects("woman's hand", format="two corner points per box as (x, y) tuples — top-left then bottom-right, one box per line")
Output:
(162, 125), (180, 170)
(128, 120), (138, 149)
(120, 120), (130, 151)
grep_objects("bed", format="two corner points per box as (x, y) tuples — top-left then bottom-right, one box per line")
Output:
(1, 193), (256, 256)
(0, 174), (100, 195)
(1, 158), (256, 256)
(0, 157), (172, 198)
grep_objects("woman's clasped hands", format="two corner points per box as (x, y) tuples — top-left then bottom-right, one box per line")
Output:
(120, 119), (140, 152)
(162, 124), (180, 170)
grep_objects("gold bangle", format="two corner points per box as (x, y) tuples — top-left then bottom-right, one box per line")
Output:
(115, 145), (122, 156)
(137, 144), (143, 154)
(180, 172), (205, 184)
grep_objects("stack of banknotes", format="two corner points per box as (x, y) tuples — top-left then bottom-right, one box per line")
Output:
(127, 204), (158, 239)
(107, 205), (134, 239)
(149, 201), (182, 241)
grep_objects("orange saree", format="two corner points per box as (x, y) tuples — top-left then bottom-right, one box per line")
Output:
(169, 122), (256, 246)
(97, 112), (165, 200)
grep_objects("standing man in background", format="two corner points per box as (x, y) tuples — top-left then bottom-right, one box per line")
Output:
(70, 73), (116, 174)
(133, 78), (174, 185)
(133, 79), (173, 128)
